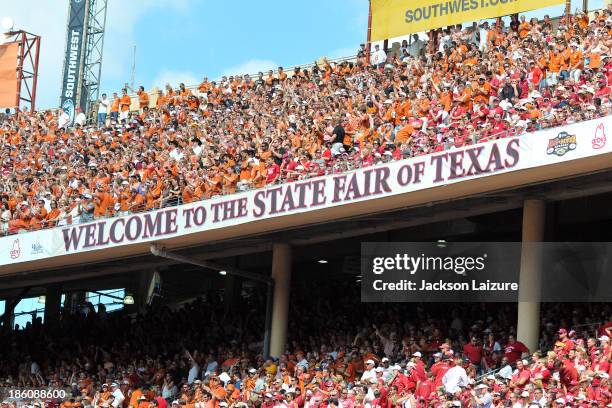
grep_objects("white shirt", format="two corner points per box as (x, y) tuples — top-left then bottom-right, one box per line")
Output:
(408, 39), (424, 57)
(75, 112), (86, 126)
(188, 362), (200, 384)
(475, 392), (493, 408)
(361, 368), (377, 383)
(59, 111), (71, 129)
(442, 365), (469, 394)
(0, 209), (10, 222)
(479, 28), (488, 47)
(98, 97), (110, 114)
(111, 389), (124, 408)
(371, 49), (387, 65)
(204, 360), (218, 377)
(170, 148), (184, 162)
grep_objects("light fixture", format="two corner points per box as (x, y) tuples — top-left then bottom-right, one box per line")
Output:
(1, 17), (14, 32)
(219, 270), (227, 276)
(437, 239), (447, 248)
(123, 294), (134, 305)
(37, 295), (46, 304)
(318, 259), (328, 264)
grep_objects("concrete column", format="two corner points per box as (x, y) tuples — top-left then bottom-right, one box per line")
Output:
(517, 200), (545, 352)
(269, 243), (292, 358)
(43, 284), (62, 324)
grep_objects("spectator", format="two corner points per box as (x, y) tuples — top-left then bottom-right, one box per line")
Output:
(97, 93), (109, 128)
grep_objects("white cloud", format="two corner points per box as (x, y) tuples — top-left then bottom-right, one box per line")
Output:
(151, 69), (200, 89)
(221, 59), (279, 77)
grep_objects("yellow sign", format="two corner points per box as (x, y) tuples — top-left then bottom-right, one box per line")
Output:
(370, 0), (564, 41)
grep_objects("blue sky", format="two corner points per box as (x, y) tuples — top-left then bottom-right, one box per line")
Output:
(1, 0), (606, 110)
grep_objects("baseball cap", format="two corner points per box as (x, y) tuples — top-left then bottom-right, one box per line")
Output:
(412, 352), (422, 358)
(365, 359), (375, 365)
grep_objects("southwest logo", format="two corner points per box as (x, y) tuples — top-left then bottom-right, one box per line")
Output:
(547, 131), (577, 156)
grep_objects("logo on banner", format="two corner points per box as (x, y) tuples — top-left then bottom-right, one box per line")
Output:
(547, 131), (577, 156)
(62, 99), (75, 124)
(10, 239), (21, 259)
(592, 123), (607, 149)
(31, 238), (44, 255)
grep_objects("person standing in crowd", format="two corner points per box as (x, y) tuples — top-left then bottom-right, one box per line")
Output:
(370, 44), (387, 69)
(109, 92), (120, 123)
(97, 93), (109, 128)
(74, 107), (86, 127)
(119, 88), (132, 123)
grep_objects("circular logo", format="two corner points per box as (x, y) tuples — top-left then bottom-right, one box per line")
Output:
(62, 99), (75, 122)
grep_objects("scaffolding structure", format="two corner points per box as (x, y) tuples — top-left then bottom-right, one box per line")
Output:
(59, 0), (108, 119)
(4, 30), (41, 112)
(82, 0), (108, 116)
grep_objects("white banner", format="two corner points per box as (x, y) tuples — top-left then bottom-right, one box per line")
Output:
(1, 117), (610, 266)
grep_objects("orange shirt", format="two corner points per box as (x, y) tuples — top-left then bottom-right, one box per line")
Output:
(395, 125), (414, 144)
(110, 98), (120, 113)
(138, 91), (149, 108)
(120, 95), (132, 111)
(518, 22), (531, 38)
(569, 50), (583, 68)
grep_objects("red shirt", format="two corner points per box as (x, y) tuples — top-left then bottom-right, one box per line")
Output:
(431, 361), (451, 387)
(463, 343), (483, 365)
(560, 359), (579, 387)
(266, 163), (280, 183)
(415, 379), (435, 401)
(504, 341), (529, 364)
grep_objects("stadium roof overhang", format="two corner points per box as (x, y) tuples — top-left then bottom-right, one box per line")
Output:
(1, 153), (612, 296)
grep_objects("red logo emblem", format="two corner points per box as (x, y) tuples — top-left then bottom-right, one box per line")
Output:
(592, 123), (607, 149)
(10, 239), (21, 259)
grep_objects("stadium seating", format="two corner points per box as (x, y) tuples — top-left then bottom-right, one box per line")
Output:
(1, 7), (611, 236)
(0, 279), (610, 407)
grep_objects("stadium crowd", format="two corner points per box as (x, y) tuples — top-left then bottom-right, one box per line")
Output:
(0, 280), (611, 408)
(1, 7), (612, 235)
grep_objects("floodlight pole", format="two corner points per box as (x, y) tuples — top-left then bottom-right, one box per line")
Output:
(366, 0), (372, 64)
(149, 245), (275, 358)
